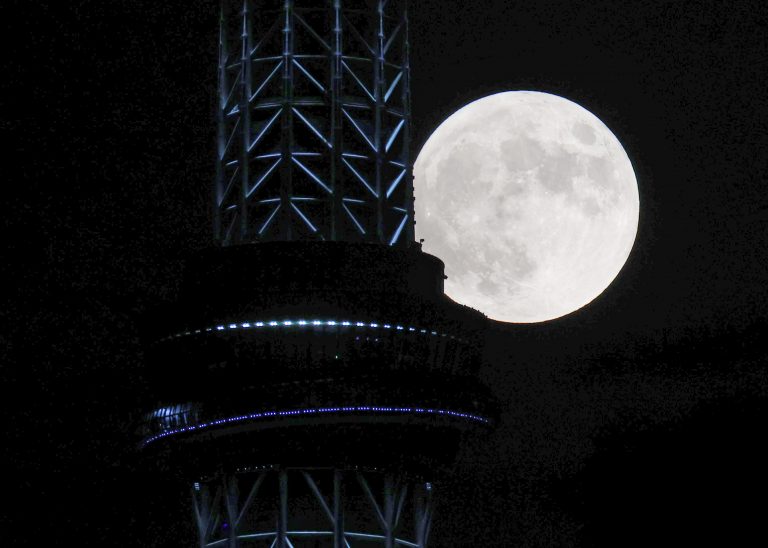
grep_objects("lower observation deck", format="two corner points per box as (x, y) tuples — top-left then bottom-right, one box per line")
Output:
(140, 242), (495, 477)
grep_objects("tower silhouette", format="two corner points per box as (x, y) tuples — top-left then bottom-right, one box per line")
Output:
(140, 2), (496, 546)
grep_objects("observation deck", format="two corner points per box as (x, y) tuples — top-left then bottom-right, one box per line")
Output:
(140, 242), (495, 478)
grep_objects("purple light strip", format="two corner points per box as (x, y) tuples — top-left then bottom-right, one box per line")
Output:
(162, 318), (466, 344)
(142, 405), (490, 447)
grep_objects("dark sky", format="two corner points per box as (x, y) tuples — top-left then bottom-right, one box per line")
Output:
(7, 0), (768, 546)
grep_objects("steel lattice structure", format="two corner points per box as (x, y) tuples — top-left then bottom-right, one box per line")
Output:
(215, 0), (414, 246)
(193, 469), (432, 548)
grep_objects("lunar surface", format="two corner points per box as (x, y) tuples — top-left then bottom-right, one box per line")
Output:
(414, 91), (639, 323)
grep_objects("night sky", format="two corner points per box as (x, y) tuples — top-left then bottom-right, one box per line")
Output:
(7, 0), (768, 545)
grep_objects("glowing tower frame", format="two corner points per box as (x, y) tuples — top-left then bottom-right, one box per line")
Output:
(192, 469), (433, 547)
(215, 0), (414, 246)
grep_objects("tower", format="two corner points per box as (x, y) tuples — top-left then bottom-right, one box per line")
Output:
(213, 0), (414, 246)
(139, 2), (496, 546)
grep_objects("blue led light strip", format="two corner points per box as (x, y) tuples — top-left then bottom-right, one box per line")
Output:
(143, 405), (490, 447)
(163, 318), (466, 344)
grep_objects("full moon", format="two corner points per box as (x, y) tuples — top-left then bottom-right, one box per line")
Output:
(414, 91), (639, 323)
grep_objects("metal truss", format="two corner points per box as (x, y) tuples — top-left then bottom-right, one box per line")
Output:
(193, 469), (432, 547)
(215, 0), (414, 246)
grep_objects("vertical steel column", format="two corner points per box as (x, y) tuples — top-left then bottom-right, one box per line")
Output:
(194, 483), (223, 548)
(330, 0), (343, 241)
(402, 1), (415, 245)
(239, 0), (253, 242)
(384, 474), (396, 548)
(415, 483), (433, 548)
(395, 482), (408, 534)
(333, 470), (345, 548)
(193, 484), (210, 548)
(373, 1), (385, 242)
(278, 0), (295, 241)
(215, 2), (228, 243)
(224, 475), (240, 547)
(277, 469), (288, 548)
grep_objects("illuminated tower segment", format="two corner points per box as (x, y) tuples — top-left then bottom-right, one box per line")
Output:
(215, 0), (413, 245)
(140, 2), (495, 547)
